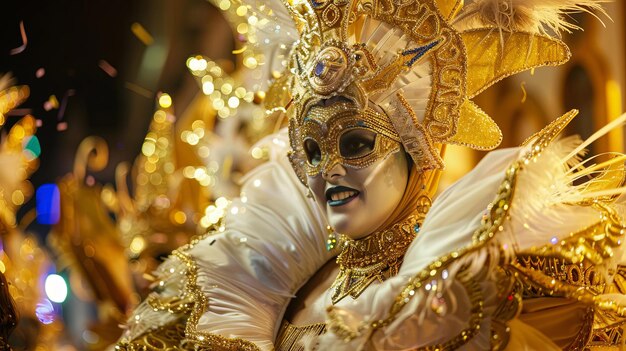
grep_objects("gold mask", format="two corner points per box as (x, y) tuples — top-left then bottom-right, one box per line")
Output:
(301, 101), (401, 176)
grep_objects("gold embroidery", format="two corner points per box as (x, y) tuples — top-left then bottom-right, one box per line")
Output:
(301, 101), (401, 177)
(116, 232), (264, 351)
(589, 265), (626, 347)
(331, 211), (422, 304)
(516, 256), (605, 298)
(275, 320), (327, 351)
(172, 249), (263, 351)
(115, 321), (194, 351)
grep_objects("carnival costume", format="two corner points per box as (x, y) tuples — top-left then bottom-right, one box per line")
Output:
(117, 0), (626, 350)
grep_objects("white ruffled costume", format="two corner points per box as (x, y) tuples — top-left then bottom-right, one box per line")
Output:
(119, 114), (626, 350)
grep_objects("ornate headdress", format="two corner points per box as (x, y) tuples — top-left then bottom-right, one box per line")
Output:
(275, 0), (600, 183)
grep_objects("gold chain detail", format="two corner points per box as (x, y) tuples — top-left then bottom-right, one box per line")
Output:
(331, 212), (421, 304)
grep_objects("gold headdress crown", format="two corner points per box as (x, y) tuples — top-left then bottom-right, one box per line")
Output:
(279, 0), (588, 183)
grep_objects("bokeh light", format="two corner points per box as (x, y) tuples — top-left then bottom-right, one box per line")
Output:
(45, 274), (68, 303)
(36, 184), (61, 225)
(158, 93), (172, 108)
(35, 299), (56, 324)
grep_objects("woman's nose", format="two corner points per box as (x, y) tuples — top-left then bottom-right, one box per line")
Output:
(321, 157), (346, 180)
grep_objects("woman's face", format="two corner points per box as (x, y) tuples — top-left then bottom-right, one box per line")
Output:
(301, 103), (408, 240)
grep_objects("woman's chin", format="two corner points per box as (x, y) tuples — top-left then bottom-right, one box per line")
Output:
(328, 216), (371, 240)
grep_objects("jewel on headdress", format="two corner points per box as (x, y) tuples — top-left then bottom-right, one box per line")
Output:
(311, 0), (326, 8)
(307, 45), (353, 96)
(314, 61), (325, 77)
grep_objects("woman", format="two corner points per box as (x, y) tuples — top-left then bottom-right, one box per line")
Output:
(117, 0), (626, 349)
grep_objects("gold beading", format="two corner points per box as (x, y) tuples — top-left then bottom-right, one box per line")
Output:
(331, 212), (422, 304)
(301, 102), (401, 176)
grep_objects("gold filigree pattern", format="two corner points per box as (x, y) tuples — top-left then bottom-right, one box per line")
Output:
(516, 256), (605, 297)
(589, 265), (626, 347)
(115, 321), (194, 351)
(359, 0), (467, 143)
(301, 101), (401, 176)
(387, 92), (444, 171)
(332, 212), (422, 304)
(589, 322), (626, 348)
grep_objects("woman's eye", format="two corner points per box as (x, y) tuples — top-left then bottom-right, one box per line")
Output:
(304, 139), (322, 166)
(339, 129), (376, 158)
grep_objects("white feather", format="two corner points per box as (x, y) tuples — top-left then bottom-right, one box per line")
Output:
(453, 0), (608, 36)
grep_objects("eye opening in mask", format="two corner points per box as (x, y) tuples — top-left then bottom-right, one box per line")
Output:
(339, 128), (376, 159)
(304, 138), (322, 166)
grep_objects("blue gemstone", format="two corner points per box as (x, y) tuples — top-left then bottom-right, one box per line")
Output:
(414, 224), (420, 233)
(357, 120), (366, 126)
(314, 61), (325, 77)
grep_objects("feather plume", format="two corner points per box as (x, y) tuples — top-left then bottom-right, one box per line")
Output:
(453, 0), (608, 36)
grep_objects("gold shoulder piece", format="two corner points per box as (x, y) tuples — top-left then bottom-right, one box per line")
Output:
(449, 99), (502, 150)
(462, 29), (571, 98)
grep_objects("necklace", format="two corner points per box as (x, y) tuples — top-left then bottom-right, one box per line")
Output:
(331, 212), (421, 304)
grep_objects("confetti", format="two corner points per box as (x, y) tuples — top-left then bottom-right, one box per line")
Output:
(520, 81), (527, 104)
(131, 22), (154, 45)
(10, 21), (27, 55)
(56, 122), (68, 131)
(57, 89), (75, 120)
(6, 108), (33, 116)
(232, 46), (248, 54)
(98, 59), (118, 77)
(125, 82), (153, 98)
(43, 95), (59, 111)
(35, 68), (45, 78)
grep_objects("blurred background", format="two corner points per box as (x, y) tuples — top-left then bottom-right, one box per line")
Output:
(0, 1), (625, 350)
